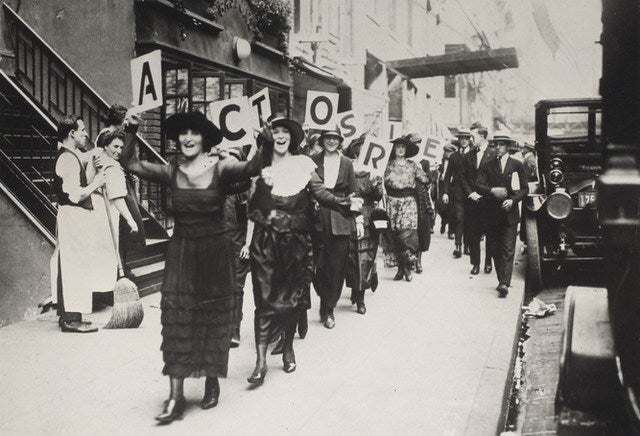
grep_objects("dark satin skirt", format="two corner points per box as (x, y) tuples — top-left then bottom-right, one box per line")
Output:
(345, 227), (379, 292)
(250, 225), (313, 345)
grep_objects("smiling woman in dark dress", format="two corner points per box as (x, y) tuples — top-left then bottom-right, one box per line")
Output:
(246, 116), (359, 385)
(120, 111), (262, 424)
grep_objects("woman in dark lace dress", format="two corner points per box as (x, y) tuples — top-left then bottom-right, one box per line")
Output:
(121, 111), (262, 424)
(246, 116), (360, 385)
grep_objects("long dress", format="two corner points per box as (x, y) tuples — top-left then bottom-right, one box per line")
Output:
(249, 154), (350, 345)
(383, 159), (428, 268)
(345, 169), (383, 295)
(121, 132), (262, 378)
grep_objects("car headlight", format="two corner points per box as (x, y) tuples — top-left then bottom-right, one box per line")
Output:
(546, 191), (573, 220)
(549, 168), (564, 185)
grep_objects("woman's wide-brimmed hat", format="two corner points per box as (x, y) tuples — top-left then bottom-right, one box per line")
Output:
(343, 133), (367, 159)
(269, 115), (305, 152)
(390, 134), (419, 159)
(165, 111), (223, 150)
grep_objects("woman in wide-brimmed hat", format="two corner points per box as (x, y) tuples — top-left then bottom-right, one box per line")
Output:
(383, 134), (429, 282)
(343, 134), (383, 314)
(120, 110), (263, 424)
(246, 116), (361, 384)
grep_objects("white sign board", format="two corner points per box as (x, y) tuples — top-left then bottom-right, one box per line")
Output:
(249, 87), (272, 127)
(130, 50), (163, 113)
(338, 110), (362, 147)
(355, 136), (392, 177)
(209, 96), (258, 149)
(387, 121), (402, 140)
(411, 135), (446, 164)
(304, 91), (339, 130)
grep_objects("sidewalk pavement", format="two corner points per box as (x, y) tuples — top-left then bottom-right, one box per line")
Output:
(0, 231), (525, 436)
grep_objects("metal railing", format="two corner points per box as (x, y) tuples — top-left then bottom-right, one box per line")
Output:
(3, 2), (172, 230)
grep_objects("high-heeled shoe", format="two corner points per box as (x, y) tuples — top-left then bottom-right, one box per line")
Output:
(283, 350), (297, 373)
(201, 378), (220, 410)
(155, 397), (186, 424)
(247, 367), (267, 384)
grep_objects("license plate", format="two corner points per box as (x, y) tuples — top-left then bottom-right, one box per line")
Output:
(578, 191), (596, 207)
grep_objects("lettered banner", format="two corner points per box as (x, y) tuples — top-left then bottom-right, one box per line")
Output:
(249, 87), (272, 127)
(130, 50), (163, 113)
(209, 96), (258, 148)
(410, 135), (446, 163)
(355, 136), (393, 177)
(304, 91), (339, 130)
(338, 110), (362, 146)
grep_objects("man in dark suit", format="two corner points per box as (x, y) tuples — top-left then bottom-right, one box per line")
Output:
(311, 127), (362, 329)
(477, 133), (529, 297)
(462, 123), (496, 275)
(442, 129), (471, 258)
(435, 143), (456, 236)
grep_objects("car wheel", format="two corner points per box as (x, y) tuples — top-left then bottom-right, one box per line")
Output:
(525, 210), (543, 295)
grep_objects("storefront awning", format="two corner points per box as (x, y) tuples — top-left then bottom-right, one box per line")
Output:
(387, 47), (519, 78)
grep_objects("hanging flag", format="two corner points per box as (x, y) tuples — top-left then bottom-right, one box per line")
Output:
(531, 0), (560, 58)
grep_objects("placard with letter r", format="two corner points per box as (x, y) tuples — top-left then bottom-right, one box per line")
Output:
(355, 136), (392, 177)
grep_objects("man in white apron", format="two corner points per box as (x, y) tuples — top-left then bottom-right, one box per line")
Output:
(50, 116), (112, 332)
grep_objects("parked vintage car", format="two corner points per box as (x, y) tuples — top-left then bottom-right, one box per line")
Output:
(524, 98), (603, 293)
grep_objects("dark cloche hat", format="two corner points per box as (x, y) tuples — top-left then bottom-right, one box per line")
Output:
(390, 134), (420, 159)
(268, 115), (305, 152)
(165, 111), (223, 150)
(319, 125), (344, 144)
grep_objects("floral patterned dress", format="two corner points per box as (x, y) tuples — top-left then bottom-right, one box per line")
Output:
(383, 159), (428, 267)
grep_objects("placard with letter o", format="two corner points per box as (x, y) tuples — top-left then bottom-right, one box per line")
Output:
(304, 91), (339, 130)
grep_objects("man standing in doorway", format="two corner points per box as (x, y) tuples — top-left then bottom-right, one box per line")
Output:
(476, 134), (528, 298)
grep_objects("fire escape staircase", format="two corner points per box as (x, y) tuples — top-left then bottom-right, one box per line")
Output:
(0, 3), (170, 296)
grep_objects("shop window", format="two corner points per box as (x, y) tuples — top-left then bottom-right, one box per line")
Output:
(164, 68), (190, 116)
(224, 81), (246, 99)
(192, 75), (221, 118)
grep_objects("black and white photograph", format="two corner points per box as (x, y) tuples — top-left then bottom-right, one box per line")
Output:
(0, 0), (637, 434)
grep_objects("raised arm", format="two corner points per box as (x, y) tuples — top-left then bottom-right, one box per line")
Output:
(219, 146), (263, 183)
(121, 126), (171, 185)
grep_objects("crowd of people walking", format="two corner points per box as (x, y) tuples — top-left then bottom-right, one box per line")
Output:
(50, 106), (532, 424)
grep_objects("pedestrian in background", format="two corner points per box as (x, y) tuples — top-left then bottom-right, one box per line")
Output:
(476, 134), (528, 298)
(383, 134), (429, 282)
(312, 127), (363, 329)
(436, 142), (456, 237)
(442, 130), (471, 258)
(221, 147), (254, 348)
(247, 116), (358, 384)
(462, 123), (496, 275)
(121, 111), (263, 423)
(344, 135), (383, 314)
(415, 157), (434, 273)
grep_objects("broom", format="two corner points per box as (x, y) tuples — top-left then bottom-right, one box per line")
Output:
(102, 190), (144, 329)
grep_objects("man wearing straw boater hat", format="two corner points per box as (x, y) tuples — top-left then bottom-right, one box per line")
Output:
(442, 128), (471, 258)
(476, 132), (528, 298)
(462, 122), (496, 275)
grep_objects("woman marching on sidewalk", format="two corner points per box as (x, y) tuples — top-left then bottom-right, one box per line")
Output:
(311, 128), (364, 329)
(247, 116), (361, 384)
(120, 111), (262, 424)
(343, 135), (383, 314)
(383, 134), (429, 282)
